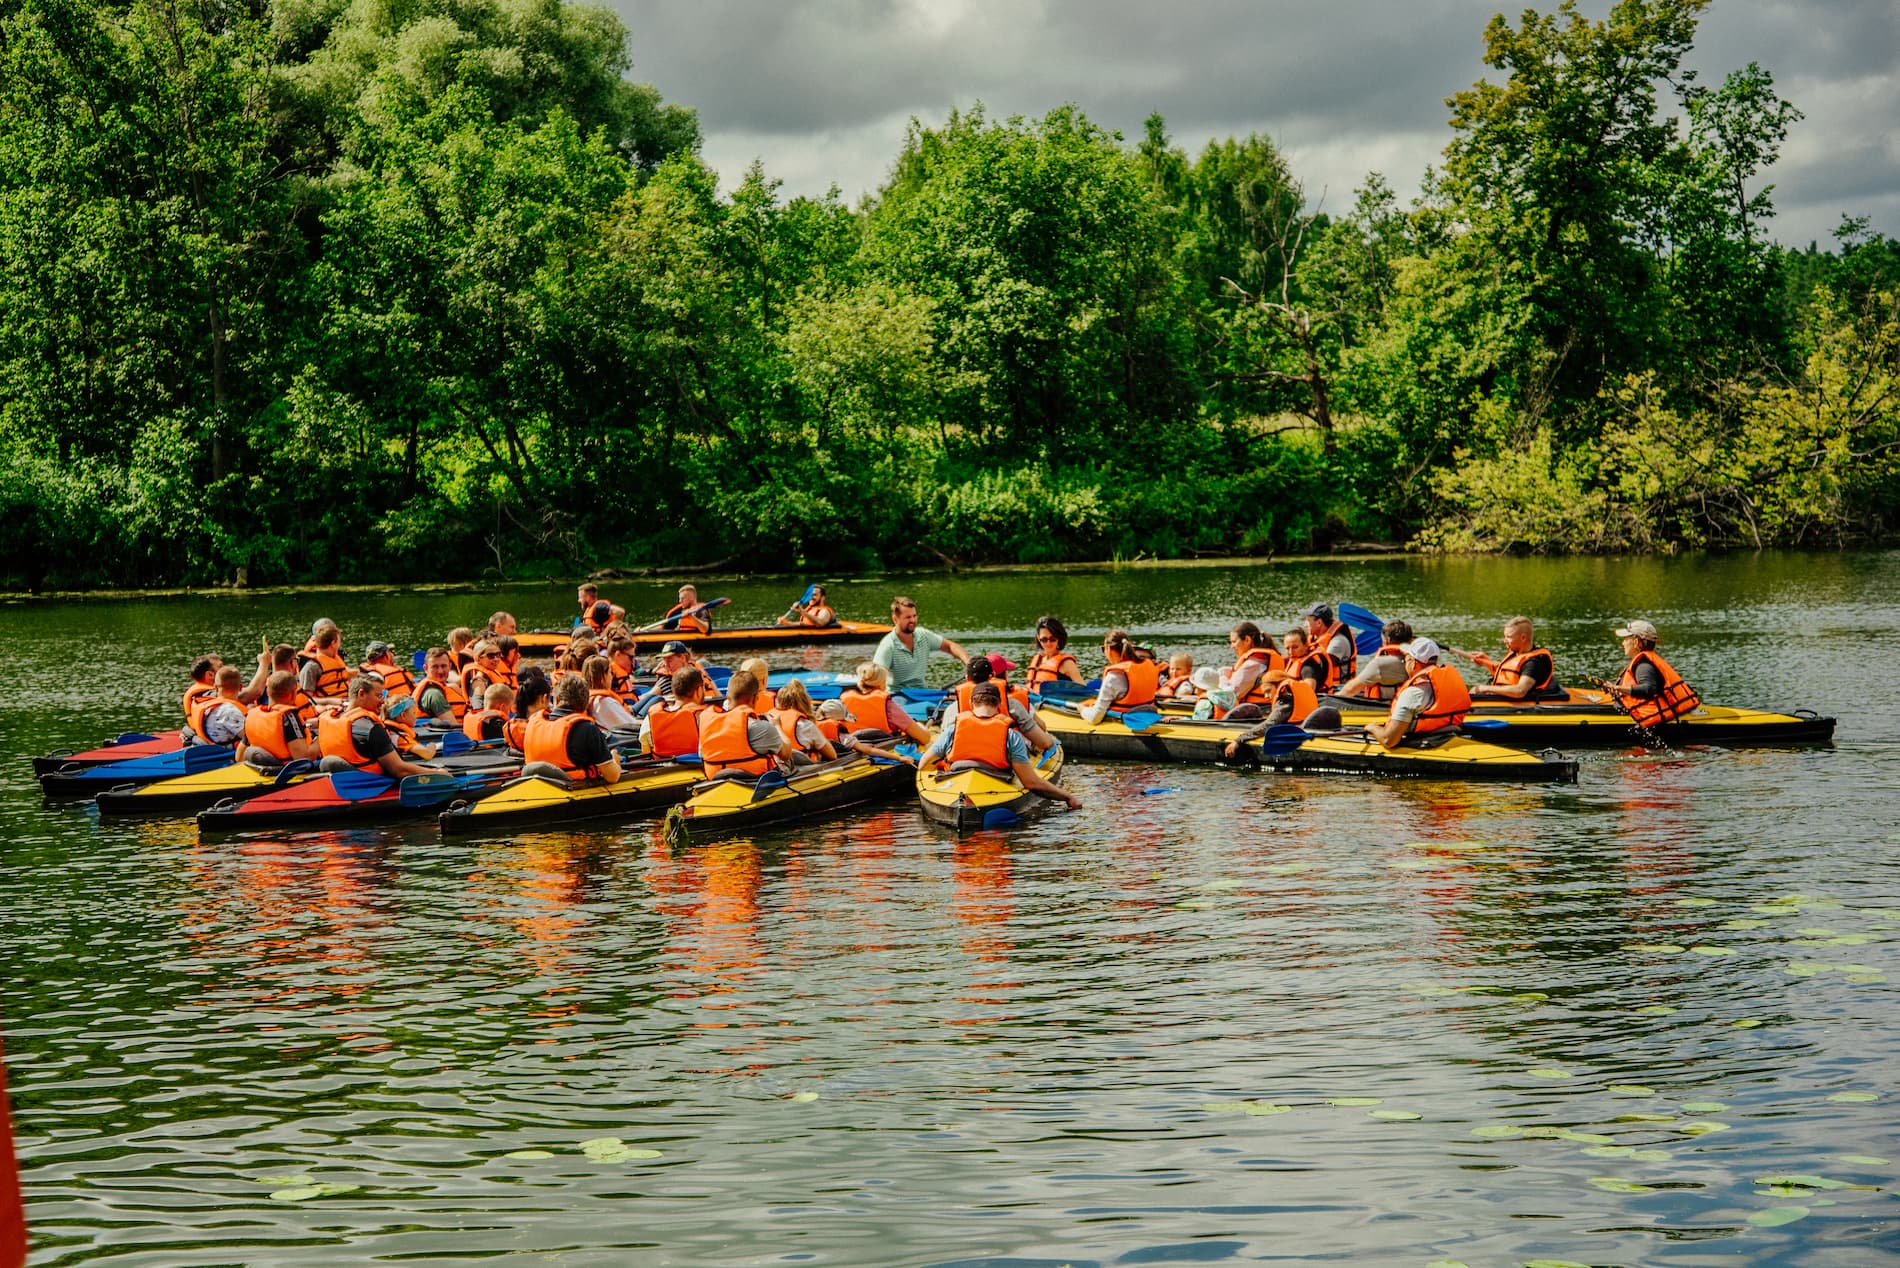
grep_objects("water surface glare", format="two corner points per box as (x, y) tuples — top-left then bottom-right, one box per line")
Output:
(4, 553), (1898, 1265)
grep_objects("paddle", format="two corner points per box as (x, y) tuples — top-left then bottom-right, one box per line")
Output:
(1335, 601), (1387, 659)
(182, 743), (237, 774)
(1242, 724), (1315, 755)
(272, 759), (317, 786)
(1585, 674), (1679, 752)
(748, 767), (790, 802)
(399, 769), (501, 808)
(1459, 717), (1508, 731)
(635, 596), (731, 634)
(329, 769), (396, 801)
(109, 733), (160, 746)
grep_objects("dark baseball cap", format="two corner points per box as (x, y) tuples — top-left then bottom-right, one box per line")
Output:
(661, 640), (691, 655)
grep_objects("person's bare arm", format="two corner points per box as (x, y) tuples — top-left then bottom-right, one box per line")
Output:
(1011, 758), (1080, 809)
(939, 638), (970, 664)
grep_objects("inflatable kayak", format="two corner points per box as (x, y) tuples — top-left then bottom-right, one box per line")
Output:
(197, 748), (522, 834)
(31, 730), (186, 777)
(96, 758), (321, 817)
(513, 621), (894, 657)
(40, 741), (235, 799)
(917, 742), (1066, 832)
(437, 756), (705, 836)
(1037, 704), (1578, 782)
(662, 748), (919, 845)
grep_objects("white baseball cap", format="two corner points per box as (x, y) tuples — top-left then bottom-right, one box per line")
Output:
(1400, 637), (1441, 664)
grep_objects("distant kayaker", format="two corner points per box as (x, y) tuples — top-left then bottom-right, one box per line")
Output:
(1457, 616), (1558, 701)
(922, 683), (1080, 811)
(1338, 619), (1415, 702)
(574, 582), (603, 628)
(1606, 620), (1700, 726)
(873, 596), (970, 690)
(661, 585), (710, 634)
(778, 584), (838, 627)
(522, 675), (622, 785)
(1365, 639), (1472, 750)
(1026, 616), (1085, 686)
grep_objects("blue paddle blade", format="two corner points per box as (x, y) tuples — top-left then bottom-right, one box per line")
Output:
(897, 688), (946, 709)
(1118, 710), (1164, 732)
(398, 771), (483, 807)
(436, 729), (472, 754)
(1140, 787), (1178, 796)
(330, 770), (395, 801)
(183, 744), (238, 774)
(749, 770), (789, 801)
(111, 733), (160, 745)
(672, 753), (703, 764)
(1257, 724), (1313, 754)
(1336, 602), (1386, 658)
(798, 583), (817, 606)
(411, 649), (426, 672)
(1461, 717), (1508, 730)
(980, 808), (1021, 830)
(1032, 680), (1094, 701)
(274, 759), (316, 786)
(704, 666), (732, 688)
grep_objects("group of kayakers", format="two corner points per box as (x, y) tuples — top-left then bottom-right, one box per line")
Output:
(172, 587), (1697, 818)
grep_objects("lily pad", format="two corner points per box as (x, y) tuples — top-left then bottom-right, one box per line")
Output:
(1616, 1113), (1677, 1123)
(1826, 1091), (1879, 1103)
(1326, 1097), (1383, 1107)
(1755, 1174), (1865, 1191)
(1840, 1154), (1889, 1166)
(1583, 1145), (1636, 1158)
(1678, 1120), (1730, 1135)
(269, 1186), (327, 1202)
(578, 1136), (624, 1151)
(502, 1150), (554, 1160)
(1424, 1261), (1470, 1268)
(1520, 1126), (1566, 1138)
(1525, 1259), (1592, 1267)
(1756, 1184), (1816, 1198)
(1557, 1130), (1616, 1144)
(1469, 1124), (1523, 1139)
(1368, 1109), (1421, 1121)
(1673, 897), (1718, 907)
(790, 1091), (819, 1103)
(1688, 945), (1734, 957)
(1718, 919), (1770, 930)
(1630, 1148), (1674, 1161)
(1746, 1206), (1809, 1227)
(1732, 1019), (1764, 1029)
(1588, 1176), (1656, 1193)
(1623, 943), (1685, 954)
(1681, 1101), (1729, 1113)
(1634, 1005), (1677, 1015)
(1509, 992), (1550, 1003)
(1203, 1100), (1289, 1116)
(1609, 1084), (1657, 1096)
(1525, 1068), (1573, 1080)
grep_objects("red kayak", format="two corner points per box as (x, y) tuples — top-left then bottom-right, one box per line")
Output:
(197, 749), (521, 834)
(30, 730), (185, 777)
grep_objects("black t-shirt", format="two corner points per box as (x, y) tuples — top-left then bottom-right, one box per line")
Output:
(552, 710), (614, 768)
(351, 717), (395, 760)
(1510, 651), (1554, 689)
(1299, 657), (1328, 690)
(279, 713), (310, 745)
(474, 713), (508, 742)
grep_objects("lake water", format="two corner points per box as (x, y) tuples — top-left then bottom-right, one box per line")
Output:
(4, 552), (1898, 1266)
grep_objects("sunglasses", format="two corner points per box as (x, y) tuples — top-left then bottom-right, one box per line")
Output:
(1036, 634), (1057, 645)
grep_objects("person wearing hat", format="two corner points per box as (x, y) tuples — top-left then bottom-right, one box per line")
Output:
(1299, 602), (1357, 690)
(922, 682), (1081, 811)
(632, 640), (712, 718)
(1365, 638), (1472, 749)
(359, 641), (416, 703)
(1607, 620), (1700, 727)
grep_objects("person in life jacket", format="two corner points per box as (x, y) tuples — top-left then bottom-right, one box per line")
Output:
(778, 583), (839, 628)
(574, 582), (603, 628)
(1338, 619), (1416, 703)
(1298, 602), (1357, 692)
(1609, 619), (1700, 728)
(463, 683), (514, 744)
(694, 669), (788, 778)
(949, 653), (1054, 752)
(1025, 615), (1085, 686)
(632, 641), (715, 718)
(359, 641), (415, 702)
(1455, 616), (1561, 701)
(297, 618), (338, 666)
(240, 643), (319, 724)
(1079, 629), (1164, 724)
(316, 675), (445, 777)
(462, 637), (521, 702)
(300, 626), (354, 702)
(767, 679), (847, 762)
(520, 675), (622, 784)
(921, 682), (1081, 810)
(416, 648), (470, 722)
(836, 661), (933, 746)
(581, 655), (637, 732)
(661, 584), (710, 635)
(183, 655), (223, 727)
(577, 600), (613, 639)
(484, 611), (518, 640)
(639, 666), (711, 758)
(1252, 627), (1326, 720)
(1222, 622), (1284, 709)
(447, 626), (478, 672)
(1365, 639), (1473, 749)
(189, 666), (250, 747)
(604, 635), (640, 697)
(738, 658), (778, 712)
(1157, 653), (1196, 699)
(238, 671), (322, 766)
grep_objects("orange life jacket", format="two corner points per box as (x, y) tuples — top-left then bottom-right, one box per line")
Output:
(1026, 650), (1078, 686)
(505, 717), (529, 752)
(1234, 648), (1285, 706)
(423, 676), (469, 721)
(240, 701), (298, 761)
(1314, 620), (1356, 688)
(697, 706), (773, 777)
(1344, 643), (1406, 701)
(524, 712), (598, 780)
(952, 681), (1032, 716)
(288, 685), (319, 726)
(1617, 650), (1699, 728)
(768, 707), (834, 757)
(1394, 665), (1473, 735)
(463, 708), (508, 744)
(462, 658), (516, 699)
(188, 692), (241, 743)
(182, 682), (218, 724)
(946, 711), (1013, 771)
(755, 687), (777, 712)
(1493, 647), (1555, 692)
(451, 648), (475, 672)
(841, 687), (890, 733)
(1105, 659), (1161, 711)
(801, 605), (836, 626)
(609, 660), (636, 696)
(663, 603), (708, 635)
(307, 650), (353, 699)
(365, 661), (414, 701)
(648, 701), (707, 758)
(317, 706), (383, 771)
(1159, 672), (1193, 697)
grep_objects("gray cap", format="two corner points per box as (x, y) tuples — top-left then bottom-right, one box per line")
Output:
(365, 640), (391, 657)
(818, 699), (849, 721)
(1613, 619), (1659, 642)
(1400, 637), (1441, 664)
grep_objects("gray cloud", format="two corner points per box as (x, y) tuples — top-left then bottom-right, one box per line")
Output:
(616, 0), (1899, 245)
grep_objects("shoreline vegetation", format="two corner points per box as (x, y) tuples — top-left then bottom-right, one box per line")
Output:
(3, 0), (1898, 592)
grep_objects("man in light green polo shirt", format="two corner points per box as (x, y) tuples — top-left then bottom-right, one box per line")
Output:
(873, 595), (970, 690)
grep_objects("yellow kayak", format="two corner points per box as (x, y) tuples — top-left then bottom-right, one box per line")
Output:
(663, 749), (919, 845)
(917, 742), (1067, 831)
(438, 757), (704, 836)
(96, 759), (318, 816)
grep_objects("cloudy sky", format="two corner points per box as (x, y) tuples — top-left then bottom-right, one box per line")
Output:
(611, 0), (1897, 248)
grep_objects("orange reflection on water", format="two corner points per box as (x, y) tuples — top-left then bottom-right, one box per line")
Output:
(465, 836), (602, 1022)
(645, 837), (767, 1004)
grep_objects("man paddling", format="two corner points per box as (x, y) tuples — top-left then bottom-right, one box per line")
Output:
(873, 596), (969, 690)
(661, 585), (710, 634)
(1606, 620), (1700, 726)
